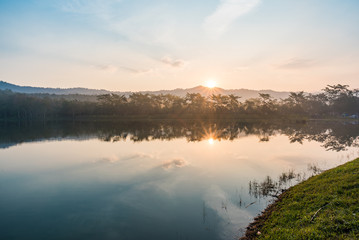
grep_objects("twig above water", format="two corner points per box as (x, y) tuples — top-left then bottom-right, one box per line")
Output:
(245, 201), (256, 208)
(311, 203), (329, 222)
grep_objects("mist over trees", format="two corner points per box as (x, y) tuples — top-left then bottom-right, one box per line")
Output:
(0, 84), (358, 121)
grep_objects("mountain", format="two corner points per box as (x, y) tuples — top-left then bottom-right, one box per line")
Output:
(0, 81), (111, 95)
(0, 81), (291, 100)
(142, 85), (291, 100)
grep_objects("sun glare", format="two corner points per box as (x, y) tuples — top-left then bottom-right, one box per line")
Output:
(208, 138), (214, 145)
(205, 80), (217, 89)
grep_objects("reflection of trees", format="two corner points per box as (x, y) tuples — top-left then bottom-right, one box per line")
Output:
(248, 171), (299, 199)
(249, 165), (323, 199)
(282, 122), (359, 151)
(0, 120), (358, 151)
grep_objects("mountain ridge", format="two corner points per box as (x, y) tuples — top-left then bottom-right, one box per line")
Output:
(0, 81), (291, 100)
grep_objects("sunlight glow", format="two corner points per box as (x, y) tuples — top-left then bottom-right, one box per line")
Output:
(208, 138), (214, 145)
(205, 80), (217, 89)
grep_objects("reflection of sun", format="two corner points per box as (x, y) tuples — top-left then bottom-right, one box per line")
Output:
(208, 138), (214, 145)
(205, 80), (217, 89)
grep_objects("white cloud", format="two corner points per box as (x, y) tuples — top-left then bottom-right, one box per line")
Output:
(162, 158), (189, 170)
(203, 185), (253, 238)
(56, 1), (178, 50)
(109, 8), (177, 47)
(204, 0), (261, 37)
(160, 56), (187, 68)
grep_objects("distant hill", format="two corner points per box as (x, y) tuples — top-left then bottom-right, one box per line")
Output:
(0, 81), (291, 100)
(0, 81), (112, 95)
(142, 85), (291, 100)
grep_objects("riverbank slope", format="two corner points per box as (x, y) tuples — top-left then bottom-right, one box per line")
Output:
(241, 158), (359, 240)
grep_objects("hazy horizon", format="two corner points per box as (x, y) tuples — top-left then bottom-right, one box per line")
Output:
(1, 0), (359, 92)
(0, 79), (320, 93)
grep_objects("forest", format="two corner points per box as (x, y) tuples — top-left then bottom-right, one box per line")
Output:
(0, 84), (358, 121)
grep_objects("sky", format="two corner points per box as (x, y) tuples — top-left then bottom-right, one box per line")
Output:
(0, 0), (359, 92)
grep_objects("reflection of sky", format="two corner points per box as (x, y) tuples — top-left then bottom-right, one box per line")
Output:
(0, 136), (358, 239)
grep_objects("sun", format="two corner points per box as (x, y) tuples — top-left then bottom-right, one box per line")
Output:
(205, 80), (217, 89)
(208, 138), (214, 145)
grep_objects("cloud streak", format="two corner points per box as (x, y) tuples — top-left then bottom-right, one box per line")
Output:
(94, 64), (154, 74)
(276, 58), (317, 69)
(96, 64), (118, 73)
(96, 153), (157, 164)
(58, 0), (122, 19)
(204, 0), (261, 37)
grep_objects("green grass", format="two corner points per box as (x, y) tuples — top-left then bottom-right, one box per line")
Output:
(255, 158), (359, 240)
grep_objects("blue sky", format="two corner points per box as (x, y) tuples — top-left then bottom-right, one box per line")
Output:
(0, 0), (359, 91)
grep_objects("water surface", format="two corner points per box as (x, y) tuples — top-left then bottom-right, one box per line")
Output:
(0, 120), (358, 239)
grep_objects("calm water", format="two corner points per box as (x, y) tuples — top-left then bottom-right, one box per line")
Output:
(0, 120), (358, 240)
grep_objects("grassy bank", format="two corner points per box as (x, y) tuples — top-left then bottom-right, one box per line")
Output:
(241, 158), (359, 240)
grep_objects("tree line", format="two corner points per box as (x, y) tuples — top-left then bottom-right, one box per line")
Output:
(0, 84), (358, 121)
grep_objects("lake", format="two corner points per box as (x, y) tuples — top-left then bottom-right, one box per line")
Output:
(0, 120), (358, 240)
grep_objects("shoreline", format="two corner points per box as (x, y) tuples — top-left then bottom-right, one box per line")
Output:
(240, 158), (359, 239)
